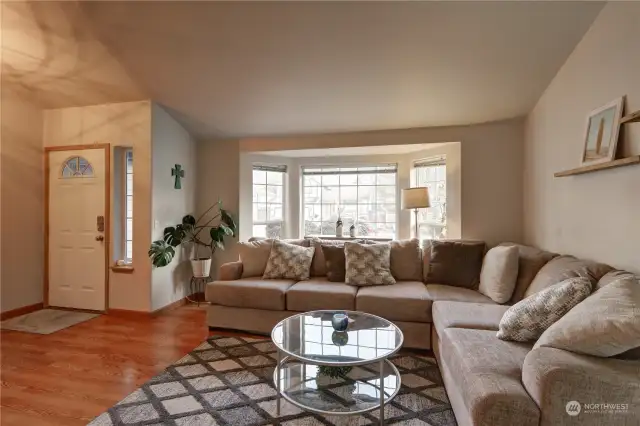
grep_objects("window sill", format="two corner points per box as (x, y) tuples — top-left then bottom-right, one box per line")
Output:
(304, 235), (393, 241)
(111, 265), (134, 274)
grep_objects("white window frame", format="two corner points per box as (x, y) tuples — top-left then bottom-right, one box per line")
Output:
(123, 149), (133, 263)
(252, 164), (286, 238)
(411, 155), (446, 239)
(301, 164), (398, 239)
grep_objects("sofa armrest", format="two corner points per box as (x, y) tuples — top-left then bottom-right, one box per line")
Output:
(522, 347), (640, 425)
(219, 261), (243, 281)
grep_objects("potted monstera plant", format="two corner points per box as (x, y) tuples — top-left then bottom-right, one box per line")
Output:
(148, 200), (237, 277)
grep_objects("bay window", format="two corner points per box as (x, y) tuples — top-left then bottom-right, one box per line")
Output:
(252, 164), (286, 238)
(411, 156), (447, 239)
(302, 165), (397, 238)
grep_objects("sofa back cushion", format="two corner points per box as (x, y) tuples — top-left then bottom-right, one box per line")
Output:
(523, 255), (612, 299)
(425, 240), (486, 289)
(322, 245), (347, 282)
(239, 238), (308, 278)
(534, 277), (640, 357)
(498, 243), (557, 303)
(389, 239), (423, 281)
(595, 269), (637, 291)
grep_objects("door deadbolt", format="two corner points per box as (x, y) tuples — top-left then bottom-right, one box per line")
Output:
(97, 215), (105, 232)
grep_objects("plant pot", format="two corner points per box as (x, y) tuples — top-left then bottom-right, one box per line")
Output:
(190, 258), (212, 278)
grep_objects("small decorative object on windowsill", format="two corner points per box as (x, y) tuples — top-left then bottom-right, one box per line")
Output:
(335, 217), (343, 237)
(332, 312), (349, 331)
(349, 223), (356, 238)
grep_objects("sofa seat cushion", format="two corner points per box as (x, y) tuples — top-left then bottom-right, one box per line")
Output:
(286, 278), (357, 312)
(432, 301), (510, 337)
(425, 284), (496, 304)
(440, 328), (539, 426)
(355, 281), (431, 322)
(205, 278), (295, 311)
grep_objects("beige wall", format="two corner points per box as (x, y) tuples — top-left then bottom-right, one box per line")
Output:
(43, 101), (153, 311)
(0, 85), (44, 313)
(524, 3), (640, 273)
(197, 140), (241, 277)
(150, 103), (197, 310)
(199, 118), (524, 277)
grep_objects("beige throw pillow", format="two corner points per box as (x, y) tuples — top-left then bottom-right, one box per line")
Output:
(263, 240), (315, 281)
(534, 277), (640, 357)
(497, 277), (591, 342)
(344, 242), (396, 286)
(238, 239), (308, 278)
(478, 245), (519, 303)
(237, 239), (273, 278)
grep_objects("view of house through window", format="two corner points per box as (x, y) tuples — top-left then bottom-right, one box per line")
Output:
(124, 149), (133, 262)
(252, 165), (286, 238)
(411, 156), (446, 239)
(302, 165), (397, 238)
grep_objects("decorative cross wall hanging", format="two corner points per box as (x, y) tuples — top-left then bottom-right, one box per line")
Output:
(171, 164), (185, 189)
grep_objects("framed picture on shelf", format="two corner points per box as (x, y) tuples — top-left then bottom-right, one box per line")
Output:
(581, 96), (625, 165)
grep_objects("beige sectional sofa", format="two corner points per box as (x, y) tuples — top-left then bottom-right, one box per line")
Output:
(206, 239), (640, 426)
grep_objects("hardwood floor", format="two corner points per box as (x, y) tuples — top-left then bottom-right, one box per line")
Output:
(0, 305), (235, 426)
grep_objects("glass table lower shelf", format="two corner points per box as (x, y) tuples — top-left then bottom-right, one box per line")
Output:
(273, 358), (401, 421)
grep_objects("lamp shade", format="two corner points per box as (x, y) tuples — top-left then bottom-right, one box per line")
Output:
(402, 187), (431, 210)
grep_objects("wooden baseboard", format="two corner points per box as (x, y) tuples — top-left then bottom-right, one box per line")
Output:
(151, 297), (188, 316)
(107, 308), (152, 319)
(0, 303), (44, 321)
(108, 296), (194, 319)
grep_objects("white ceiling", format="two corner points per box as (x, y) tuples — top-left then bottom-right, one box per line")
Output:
(260, 143), (450, 158)
(76, 2), (603, 139)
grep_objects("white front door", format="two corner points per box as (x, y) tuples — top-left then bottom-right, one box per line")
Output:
(48, 148), (108, 311)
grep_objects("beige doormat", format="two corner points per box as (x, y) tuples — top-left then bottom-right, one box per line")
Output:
(1, 309), (100, 334)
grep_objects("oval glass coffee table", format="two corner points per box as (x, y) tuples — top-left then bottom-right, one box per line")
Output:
(271, 310), (403, 424)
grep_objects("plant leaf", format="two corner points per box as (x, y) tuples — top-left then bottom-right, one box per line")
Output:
(163, 225), (186, 247)
(210, 227), (224, 242)
(220, 209), (237, 236)
(148, 240), (175, 267)
(218, 223), (234, 236)
(182, 214), (196, 231)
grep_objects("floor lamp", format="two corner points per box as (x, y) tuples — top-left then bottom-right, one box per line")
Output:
(402, 187), (431, 238)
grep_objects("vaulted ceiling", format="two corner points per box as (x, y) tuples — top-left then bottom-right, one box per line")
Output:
(5, 2), (604, 139)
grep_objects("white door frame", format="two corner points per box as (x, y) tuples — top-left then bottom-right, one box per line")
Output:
(44, 144), (111, 312)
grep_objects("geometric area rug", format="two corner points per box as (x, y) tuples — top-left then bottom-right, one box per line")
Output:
(89, 335), (457, 425)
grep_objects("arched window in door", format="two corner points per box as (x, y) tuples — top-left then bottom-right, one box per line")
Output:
(61, 156), (94, 178)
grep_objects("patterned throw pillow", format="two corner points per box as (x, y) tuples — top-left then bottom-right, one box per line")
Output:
(263, 240), (315, 281)
(497, 277), (592, 342)
(344, 242), (396, 286)
(534, 277), (640, 357)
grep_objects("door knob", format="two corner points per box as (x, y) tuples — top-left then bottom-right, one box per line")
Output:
(95, 235), (105, 242)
